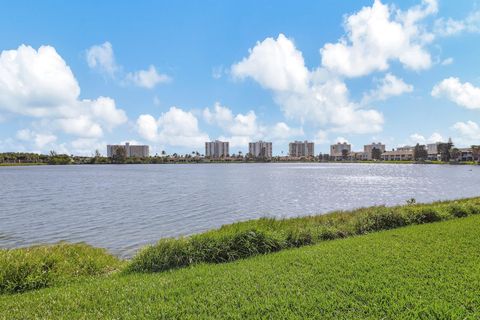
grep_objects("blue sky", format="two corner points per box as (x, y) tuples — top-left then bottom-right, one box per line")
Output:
(0, 0), (480, 155)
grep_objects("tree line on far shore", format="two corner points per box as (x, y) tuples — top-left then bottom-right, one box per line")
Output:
(1, 143), (480, 165)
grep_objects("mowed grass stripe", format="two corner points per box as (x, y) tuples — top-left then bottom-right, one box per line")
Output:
(1, 215), (479, 319)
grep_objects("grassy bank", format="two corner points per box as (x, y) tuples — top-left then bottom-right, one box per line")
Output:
(0, 243), (122, 294)
(127, 197), (480, 273)
(1, 215), (479, 319)
(1, 197), (480, 297)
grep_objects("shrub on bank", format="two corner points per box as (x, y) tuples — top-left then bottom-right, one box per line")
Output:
(127, 197), (480, 274)
(127, 229), (285, 273)
(0, 243), (122, 294)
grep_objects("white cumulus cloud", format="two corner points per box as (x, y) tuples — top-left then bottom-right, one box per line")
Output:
(56, 116), (104, 138)
(363, 73), (413, 103)
(270, 122), (304, 140)
(203, 103), (234, 125)
(452, 121), (480, 144)
(231, 34), (309, 93)
(408, 132), (444, 144)
(0, 45), (80, 117)
(16, 129), (57, 149)
(126, 65), (171, 89)
(452, 121), (480, 137)
(137, 107), (209, 148)
(203, 103), (264, 147)
(432, 77), (480, 109)
(86, 42), (118, 77)
(0, 44), (128, 143)
(203, 103), (305, 147)
(89, 96), (128, 129)
(231, 34), (384, 134)
(87, 42), (170, 89)
(434, 11), (480, 37)
(321, 0), (436, 78)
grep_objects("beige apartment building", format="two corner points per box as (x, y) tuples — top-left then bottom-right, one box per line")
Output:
(249, 141), (272, 158)
(289, 141), (314, 157)
(205, 140), (229, 158)
(381, 146), (414, 161)
(107, 142), (149, 158)
(330, 142), (351, 160)
(364, 142), (386, 160)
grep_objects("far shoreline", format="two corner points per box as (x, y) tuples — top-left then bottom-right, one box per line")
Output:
(1, 160), (478, 167)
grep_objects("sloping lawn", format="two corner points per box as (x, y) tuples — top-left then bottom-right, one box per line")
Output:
(1, 215), (479, 319)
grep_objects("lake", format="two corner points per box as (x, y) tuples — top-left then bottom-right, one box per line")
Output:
(1, 163), (479, 257)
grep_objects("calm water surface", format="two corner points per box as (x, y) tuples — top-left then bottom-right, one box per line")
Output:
(1, 163), (479, 257)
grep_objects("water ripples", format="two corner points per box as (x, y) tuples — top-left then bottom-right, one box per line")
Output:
(1, 163), (480, 258)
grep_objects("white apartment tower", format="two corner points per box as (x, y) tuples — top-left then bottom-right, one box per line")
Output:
(249, 141), (272, 158)
(205, 140), (229, 158)
(289, 141), (314, 157)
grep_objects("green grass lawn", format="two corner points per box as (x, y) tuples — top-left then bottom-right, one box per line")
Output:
(1, 215), (479, 319)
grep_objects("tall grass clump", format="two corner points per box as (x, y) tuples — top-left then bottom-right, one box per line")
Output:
(0, 243), (122, 294)
(127, 197), (480, 274)
(127, 229), (285, 273)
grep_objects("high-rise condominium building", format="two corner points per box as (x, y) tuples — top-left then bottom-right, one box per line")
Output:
(248, 141), (273, 158)
(289, 141), (314, 157)
(205, 140), (229, 158)
(107, 142), (149, 158)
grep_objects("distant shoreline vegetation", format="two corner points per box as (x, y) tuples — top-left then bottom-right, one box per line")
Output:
(2, 196), (480, 295)
(0, 152), (479, 166)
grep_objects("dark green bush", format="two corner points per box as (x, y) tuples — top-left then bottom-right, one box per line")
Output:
(464, 203), (480, 215)
(448, 203), (470, 218)
(286, 228), (314, 247)
(128, 229), (286, 273)
(355, 207), (407, 234)
(0, 243), (122, 294)
(317, 227), (342, 241)
(223, 229), (284, 259)
(409, 207), (444, 224)
(126, 238), (192, 273)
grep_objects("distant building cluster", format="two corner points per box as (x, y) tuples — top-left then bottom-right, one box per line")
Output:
(107, 142), (149, 158)
(326, 138), (476, 162)
(204, 140), (316, 159)
(105, 137), (478, 163)
(329, 142), (385, 161)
